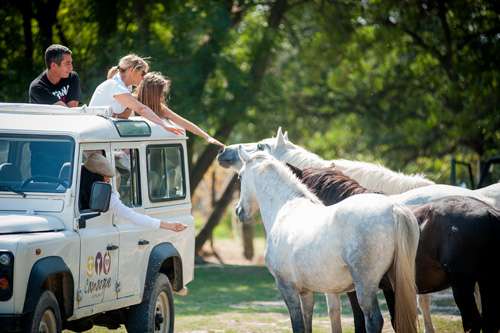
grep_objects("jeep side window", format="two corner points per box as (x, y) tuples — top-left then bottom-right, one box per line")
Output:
(146, 145), (186, 202)
(114, 148), (141, 207)
(79, 150), (106, 211)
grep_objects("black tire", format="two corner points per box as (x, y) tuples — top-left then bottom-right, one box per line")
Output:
(25, 290), (62, 333)
(126, 273), (175, 333)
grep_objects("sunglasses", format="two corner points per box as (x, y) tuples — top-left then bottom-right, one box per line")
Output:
(136, 68), (147, 77)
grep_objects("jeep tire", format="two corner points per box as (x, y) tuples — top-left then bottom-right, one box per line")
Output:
(126, 273), (174, 333)
(25, 290), (62, 333)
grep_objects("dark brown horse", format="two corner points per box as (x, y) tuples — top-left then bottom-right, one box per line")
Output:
(287, 163), (500, 333)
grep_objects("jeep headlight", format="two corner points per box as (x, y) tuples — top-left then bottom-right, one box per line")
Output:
(0, 254), (11, 266)
(0, 252), (14, 301)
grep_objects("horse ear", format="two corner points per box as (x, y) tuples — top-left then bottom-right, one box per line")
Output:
(276, 127), (286, 146)
(283, 131), (289, 141)
(238, 145), (251, 163)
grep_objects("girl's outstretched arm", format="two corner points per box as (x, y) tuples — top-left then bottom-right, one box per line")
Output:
(161, 105), (224, 147)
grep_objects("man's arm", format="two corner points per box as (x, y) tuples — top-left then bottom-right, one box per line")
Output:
(66, 73), (81, 107)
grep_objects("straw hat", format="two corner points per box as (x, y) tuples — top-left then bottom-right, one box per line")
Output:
(84, 153), (115, 177)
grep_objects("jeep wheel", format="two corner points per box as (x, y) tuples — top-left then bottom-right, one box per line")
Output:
(26, 290), (62, 333)
(126, 273), (174, 333)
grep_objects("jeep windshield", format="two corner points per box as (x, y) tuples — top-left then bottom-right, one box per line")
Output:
(0, 134), (75, 194)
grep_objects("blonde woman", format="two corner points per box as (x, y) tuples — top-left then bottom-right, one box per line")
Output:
(136, 72), (224, 147)
(89, 54), (183, 135)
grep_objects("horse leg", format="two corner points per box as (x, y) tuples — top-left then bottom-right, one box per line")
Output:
(418, 294), (436, 333)
(346, 291), (366, 333)
(473, 283), (481, 314)
(275, 279), (305, 333)
(379, 274), (396, 330)
(326, 293), (343, 333)
(478, 277), (500, 333)
(355, 286), (383, 333)
(300, 291), (315, 333)
(450, 274), (481, 333)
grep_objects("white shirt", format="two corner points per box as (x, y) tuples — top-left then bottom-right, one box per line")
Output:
(89, 74), (131, 115)
(109, 192), (160, 229)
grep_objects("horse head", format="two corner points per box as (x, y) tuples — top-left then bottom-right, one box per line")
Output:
(217, 127), (295, 171)
(234, 146), (262, 223)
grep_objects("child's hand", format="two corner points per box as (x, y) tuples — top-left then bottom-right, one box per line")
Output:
(160, 221), (188, 232)
(207, 136), (224, 147)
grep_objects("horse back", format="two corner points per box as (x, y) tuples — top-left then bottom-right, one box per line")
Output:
(413, 196), (500, 276)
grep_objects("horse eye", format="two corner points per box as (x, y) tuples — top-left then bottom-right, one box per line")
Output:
(257, 143), (264, 151)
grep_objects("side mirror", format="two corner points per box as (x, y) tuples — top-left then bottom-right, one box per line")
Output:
(89, 182), (111, 212)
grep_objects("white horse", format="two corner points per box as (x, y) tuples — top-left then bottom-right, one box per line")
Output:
(217, 128), (500, 333)
(233, 147), (419, 333)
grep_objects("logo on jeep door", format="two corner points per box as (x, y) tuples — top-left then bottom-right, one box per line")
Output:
(84, 250), (113, 297)
(86, 256), (94, 277)
(95, 252), (103, 275)
(103, 251), (111, 274)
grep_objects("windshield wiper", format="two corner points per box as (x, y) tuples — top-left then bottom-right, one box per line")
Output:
(0, 184), (27, 198)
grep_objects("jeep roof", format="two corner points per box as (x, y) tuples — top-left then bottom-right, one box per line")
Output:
(0, 103), (187, 142)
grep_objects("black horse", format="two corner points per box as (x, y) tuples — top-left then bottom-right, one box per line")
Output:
(287, 164), (500, 333)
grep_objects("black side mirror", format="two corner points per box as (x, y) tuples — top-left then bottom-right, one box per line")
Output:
(89, 181), (111, 212)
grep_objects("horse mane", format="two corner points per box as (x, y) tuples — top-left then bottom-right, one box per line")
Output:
(279, 140), (435, 195)
(287, 163), (371, 205)
(332, 159), (435, 195)
(250, 153), (322, 205)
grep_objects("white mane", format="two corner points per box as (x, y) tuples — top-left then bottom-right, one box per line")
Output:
(332, 159), (435, 195)
(278, 141), (435, 195)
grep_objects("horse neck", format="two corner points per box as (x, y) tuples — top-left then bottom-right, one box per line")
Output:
(251, 166), (313, 231)
(305, 170), (370, 205)
(332, 159), (435, 195)
(282, 146), (330, 169)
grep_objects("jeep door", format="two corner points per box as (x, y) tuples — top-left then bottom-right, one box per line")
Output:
(111, 143), (152, 299)
(76, 146), (120, 308)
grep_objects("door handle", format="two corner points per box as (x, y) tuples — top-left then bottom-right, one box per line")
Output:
(138, 239), (150, 246)
(106, 244), (119, 251)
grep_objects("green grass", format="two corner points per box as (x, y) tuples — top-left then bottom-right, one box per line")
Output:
(66, 265), (463, 332)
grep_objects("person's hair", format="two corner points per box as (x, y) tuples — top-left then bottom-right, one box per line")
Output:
(107, 54), (150, 79)
(136, 72), (171, 116)
(45, 44), (72, 69)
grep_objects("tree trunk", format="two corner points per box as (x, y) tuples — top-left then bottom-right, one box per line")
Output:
(189, 0), (288, 194)
(135, 0), (152, 49)
(195, 174), (239, 254)
(241, 222), (254, 260)
(193, 0), (288, 253)
(18, 0), (33, 67)
(94, 0), (117, 40)
(33, 0), (62, 50)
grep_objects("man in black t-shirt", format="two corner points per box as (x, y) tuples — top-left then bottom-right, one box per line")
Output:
(29, 44), (80, 107)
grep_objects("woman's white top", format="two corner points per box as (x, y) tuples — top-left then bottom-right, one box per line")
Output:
(109, 191), (161, 228)
(89, 74), (131, 115)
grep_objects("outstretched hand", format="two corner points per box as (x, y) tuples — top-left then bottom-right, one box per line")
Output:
(160, 221), (188, 232)
(207, 136), (225, 147)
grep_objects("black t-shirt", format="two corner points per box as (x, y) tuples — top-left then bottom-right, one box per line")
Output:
(29, 71), (81, 105)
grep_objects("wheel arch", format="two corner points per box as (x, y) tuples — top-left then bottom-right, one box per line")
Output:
(144, 242), (183, 299)
(23, 256), (74, 319)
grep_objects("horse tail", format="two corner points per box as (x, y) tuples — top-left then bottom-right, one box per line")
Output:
(390, 204), (419, 333)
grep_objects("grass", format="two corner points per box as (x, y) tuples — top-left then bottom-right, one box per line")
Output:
(65, 265), (463, 333)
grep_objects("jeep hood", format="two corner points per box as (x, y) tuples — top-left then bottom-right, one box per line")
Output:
(0, 214), (65, 234)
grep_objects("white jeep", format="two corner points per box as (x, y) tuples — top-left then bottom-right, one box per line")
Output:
(0, 103), (194, 333)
